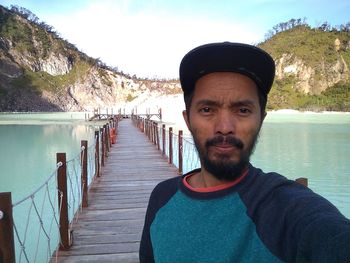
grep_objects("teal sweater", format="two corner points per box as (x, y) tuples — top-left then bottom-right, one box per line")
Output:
(139, 165), (350, 262)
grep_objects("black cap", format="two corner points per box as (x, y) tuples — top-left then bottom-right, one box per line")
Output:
(179, 42), (275, 97)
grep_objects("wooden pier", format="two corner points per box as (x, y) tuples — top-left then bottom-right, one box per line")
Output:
(87, 108), (162, 121)
(54, 119), (178, 263)
(0, 114), (310, 263)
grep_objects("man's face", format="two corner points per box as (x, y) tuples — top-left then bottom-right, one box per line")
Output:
(183, 72), (264, 181)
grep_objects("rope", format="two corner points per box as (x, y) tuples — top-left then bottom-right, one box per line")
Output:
(12, 163), (62, 208)
(10, 136), (97, 263)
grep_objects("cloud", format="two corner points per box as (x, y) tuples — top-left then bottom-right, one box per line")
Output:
(45, 1), (262, 78)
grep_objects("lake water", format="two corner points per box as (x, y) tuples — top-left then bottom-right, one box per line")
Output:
(0, 111), (350, 262)
(0, 112), (98, 263)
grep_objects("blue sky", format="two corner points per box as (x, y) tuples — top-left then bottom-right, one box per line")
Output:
(1, 0), (349, 78)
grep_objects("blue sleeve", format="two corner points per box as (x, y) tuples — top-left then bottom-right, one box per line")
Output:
(139, 177), (180, 263)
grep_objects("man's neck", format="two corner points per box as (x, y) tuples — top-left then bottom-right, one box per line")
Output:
(187, 166), (250, 189)
(188, 169), (231, 188)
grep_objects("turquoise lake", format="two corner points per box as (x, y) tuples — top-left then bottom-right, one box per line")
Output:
(0, 111), (349, 262)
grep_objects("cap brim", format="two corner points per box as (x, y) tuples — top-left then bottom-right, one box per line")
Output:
(179, 42), (275, 97)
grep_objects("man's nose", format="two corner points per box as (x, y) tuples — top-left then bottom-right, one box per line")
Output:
(214, 111), (235, 135)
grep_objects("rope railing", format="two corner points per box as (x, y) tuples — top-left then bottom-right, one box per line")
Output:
(11, 163), (61, 263)
(0, 116), (120, 263)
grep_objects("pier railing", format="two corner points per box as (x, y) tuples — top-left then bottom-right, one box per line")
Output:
(131, 115), (309, 186)
(131, 115), (200, 175)
(0, 117), (119, 263)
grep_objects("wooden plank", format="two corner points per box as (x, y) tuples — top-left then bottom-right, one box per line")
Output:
(54, 119), (179, 263)
(52, 252), (139, 263)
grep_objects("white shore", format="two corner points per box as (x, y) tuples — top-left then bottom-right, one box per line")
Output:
(268, 109), (350, 114)
(123, 94), (350, 130)
(124, 93), (350, 117)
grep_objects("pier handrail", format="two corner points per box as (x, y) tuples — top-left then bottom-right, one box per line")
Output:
(131, 115), (308, 187)
(0, 116), (119, 263)
(131, 115), (200, 175)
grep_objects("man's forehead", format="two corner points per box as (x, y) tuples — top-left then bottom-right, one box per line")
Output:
(193, 72), (259, 98)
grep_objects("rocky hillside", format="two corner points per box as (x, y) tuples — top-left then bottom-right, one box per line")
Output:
(259, 20), (350, 110)
(0, 6), (349, 112)
(0, 5), (181, 111)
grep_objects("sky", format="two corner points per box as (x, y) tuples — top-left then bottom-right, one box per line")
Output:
(1, 0), (349, 79)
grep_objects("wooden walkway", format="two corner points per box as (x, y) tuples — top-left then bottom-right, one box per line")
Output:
(54, 119), (179, 263)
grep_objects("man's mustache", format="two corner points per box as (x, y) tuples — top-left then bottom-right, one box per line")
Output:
(205, 135), (244, 149)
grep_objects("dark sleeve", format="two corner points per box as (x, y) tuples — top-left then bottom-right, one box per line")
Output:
(139, 177), (180, 263)
(240, 168), (350, 263)
(296, 208), (350, 263)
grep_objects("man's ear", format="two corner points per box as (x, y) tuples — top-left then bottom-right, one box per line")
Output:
(182, 110), (190, 130)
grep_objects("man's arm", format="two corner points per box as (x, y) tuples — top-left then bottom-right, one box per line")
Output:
(139, 189), (157, 263)
(139, 177), (180, 263)
(296, 210), (350, 262)
(240, 169), (350, 262)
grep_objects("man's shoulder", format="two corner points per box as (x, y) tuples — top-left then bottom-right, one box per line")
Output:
(152, 168), (200, 195)
(150, 176), (181, 200)
(248, 165), (291, 186)
(154, 176), (181, 190)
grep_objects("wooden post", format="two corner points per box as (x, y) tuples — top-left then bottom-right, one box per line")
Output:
(159, 108), (162, 121)
(153, 122), (156, 144)
(162, 124), (166, 156)
(145, 119), (148, 137)
(156, 123), (160, 150)
(150, 121), (153, 141)
(295, 177), (308, 187)
(178, 130), (183, 175)
(100, 127), (105, 166)
(57, 153), (70, 250)
(109, 121), (113, 147)
(81, 140), (88, 208)
(104, 124), (110, 153)
(0, 192), (16, 263)
(103, 125), (108, 157)
(95, 131), (100, 177)
(147, 120), (152, 141)
(169, 127), (173, 164)
(147, 120), (150, 139)
(116, 116), (119, 128)
(154, 122), (158, 146)
(149, 120), (151, 140)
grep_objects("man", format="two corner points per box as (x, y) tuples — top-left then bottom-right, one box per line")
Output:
(139, 42), (350, 262)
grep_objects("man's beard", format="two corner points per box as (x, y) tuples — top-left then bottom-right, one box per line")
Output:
(192, 132), (260, 181)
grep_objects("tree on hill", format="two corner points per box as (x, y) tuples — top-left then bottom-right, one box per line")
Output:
(264, 18), (350, 41)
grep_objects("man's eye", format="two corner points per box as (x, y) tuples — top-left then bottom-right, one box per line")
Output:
(200, 107), (211, 113)
(239, 108), (251, 114)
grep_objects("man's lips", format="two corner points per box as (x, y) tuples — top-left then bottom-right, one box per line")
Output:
(210, 143), (240, 153)
(206, 135), (244, 150)
(213, 143), (236, 148)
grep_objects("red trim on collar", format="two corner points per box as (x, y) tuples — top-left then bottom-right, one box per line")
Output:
(183, 169), (248, 193)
